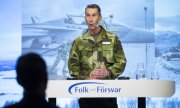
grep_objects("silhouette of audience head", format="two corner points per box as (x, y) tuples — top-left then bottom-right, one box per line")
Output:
(16, 53), (47, 93)
(4, 53), (57, 108)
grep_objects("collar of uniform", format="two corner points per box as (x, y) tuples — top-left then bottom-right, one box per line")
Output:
(82, 26), (108, 43)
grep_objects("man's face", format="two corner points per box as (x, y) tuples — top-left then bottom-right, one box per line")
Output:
(85, 8), (102, 30)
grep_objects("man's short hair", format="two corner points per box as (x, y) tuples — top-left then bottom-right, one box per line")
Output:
(16, 53), (47, 90)
(85, 4), (101, 16)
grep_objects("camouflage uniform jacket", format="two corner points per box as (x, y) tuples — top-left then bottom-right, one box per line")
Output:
(68, 27), (126, 80)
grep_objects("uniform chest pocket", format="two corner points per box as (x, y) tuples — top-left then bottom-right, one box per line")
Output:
(102, 46), (114, 63)
(79, 49), (93, 63)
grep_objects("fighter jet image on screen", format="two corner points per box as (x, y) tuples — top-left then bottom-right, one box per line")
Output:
(22, 14), (154, 80)
(22, 14), (86, 54)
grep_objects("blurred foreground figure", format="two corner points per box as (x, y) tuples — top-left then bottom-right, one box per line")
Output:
(4, 53), (58, 108)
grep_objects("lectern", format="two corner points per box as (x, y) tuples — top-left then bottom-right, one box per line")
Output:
(47, 80), (175, 108)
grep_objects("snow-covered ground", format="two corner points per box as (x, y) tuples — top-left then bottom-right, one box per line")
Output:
(0, 70), (23, 107)
(156, 56), (180, 98)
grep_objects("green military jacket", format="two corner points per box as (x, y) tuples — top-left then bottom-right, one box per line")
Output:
(68, 27), (126, 80)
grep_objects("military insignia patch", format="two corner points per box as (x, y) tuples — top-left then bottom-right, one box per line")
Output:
(102, 41), (110, 44)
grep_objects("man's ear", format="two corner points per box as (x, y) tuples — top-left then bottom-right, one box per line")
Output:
(99, 16), (102, 21)
(17, 77), (23, 86)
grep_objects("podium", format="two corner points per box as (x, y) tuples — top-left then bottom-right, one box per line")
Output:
(47, 80), (175, 108)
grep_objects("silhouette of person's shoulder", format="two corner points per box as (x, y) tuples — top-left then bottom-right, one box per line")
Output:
(4, 53), (58, 108)
(4, 97), (58, 108)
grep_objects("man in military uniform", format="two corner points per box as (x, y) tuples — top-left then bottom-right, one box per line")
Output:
(68, 4), (126, 108)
